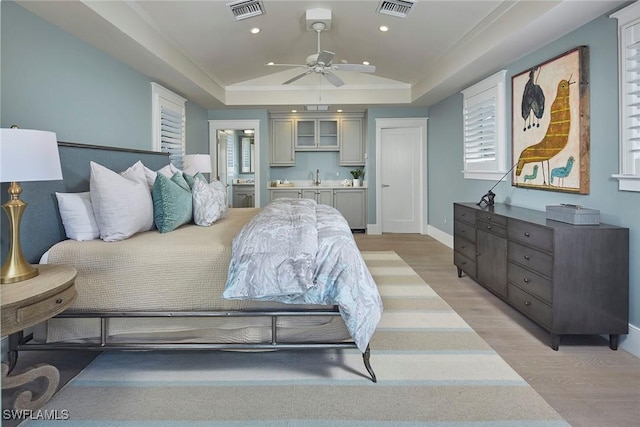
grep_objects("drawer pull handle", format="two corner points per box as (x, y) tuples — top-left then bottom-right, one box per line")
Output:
(524, 301), (532, 307)
(523, 278), (530, 283)
(461, 261), (467, 265)
(486, 225), (492, 230)
(524, 255), (530, 260)
(524, 232), (530, 237)
(461, 245), (466, 249)
(55, 298), (63, 304)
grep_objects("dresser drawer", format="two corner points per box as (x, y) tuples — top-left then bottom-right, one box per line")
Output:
(454, 220), (476, 243)
(508, 241), (553, 278)
(476, 211), (507, 227)
(454, 235), (476, 260)
(508, 262), (552, 304)
(454, 205), (476, 225)
(17, 285), (76, 326)
(454, 252), (476, 277)
(508, 283), (552, 329)
(476, 220), (507, 238)
(508, 219), (553, 252)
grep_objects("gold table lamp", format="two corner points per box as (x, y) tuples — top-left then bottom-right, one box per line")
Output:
(1, 127), (62, 284)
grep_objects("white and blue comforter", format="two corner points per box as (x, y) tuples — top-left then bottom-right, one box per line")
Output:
(223, 198), (383, 352)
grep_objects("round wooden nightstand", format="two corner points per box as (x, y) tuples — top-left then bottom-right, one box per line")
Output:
(1, 264), (77, 411)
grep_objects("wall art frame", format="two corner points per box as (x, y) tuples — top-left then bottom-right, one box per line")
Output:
(511, 46), (590, 194)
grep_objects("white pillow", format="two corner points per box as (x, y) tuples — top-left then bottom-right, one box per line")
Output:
(192, 178), (222, 226)
(55, 192), (100, 241)
(89, 161), (154, 242)
(143, 163), (181, 191)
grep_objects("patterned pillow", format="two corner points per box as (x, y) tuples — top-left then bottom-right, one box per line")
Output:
(192, 178), (222, 226)
(210, 179), (229, 218)
(152, 172), (193, 233)
(142, 162), (182, 191)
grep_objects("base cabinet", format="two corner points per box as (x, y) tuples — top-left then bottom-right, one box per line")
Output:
(269, 188), (366, 231)
(232, 186), (255, 208)
(453, 202), (629, 350)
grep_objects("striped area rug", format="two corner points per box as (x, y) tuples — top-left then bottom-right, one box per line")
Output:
(24, 251), (568, 426)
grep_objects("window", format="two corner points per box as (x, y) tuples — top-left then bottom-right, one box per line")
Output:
(151, 83), (186, 169)
(612, 3), (640, 192)
(461, 70), (507, 180)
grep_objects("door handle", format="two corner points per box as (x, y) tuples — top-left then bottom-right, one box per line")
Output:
(381, 184), (390, 188)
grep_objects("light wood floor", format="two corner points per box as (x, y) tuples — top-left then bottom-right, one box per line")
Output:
(3, 233), (638, 426)
(355, 232), (640, 427)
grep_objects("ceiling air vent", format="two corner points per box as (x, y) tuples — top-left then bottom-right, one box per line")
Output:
(376, 0), (415, 18)
(227, 0), (265, 21)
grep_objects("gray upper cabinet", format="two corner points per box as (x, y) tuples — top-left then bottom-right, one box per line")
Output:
(271, 113), (364, 162)
(295, 118), (339, 151)
(339, 117), (365, 166)
(270, 118), (295, 166)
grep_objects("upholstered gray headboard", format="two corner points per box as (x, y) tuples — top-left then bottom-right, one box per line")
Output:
(0, 142), (169, 264)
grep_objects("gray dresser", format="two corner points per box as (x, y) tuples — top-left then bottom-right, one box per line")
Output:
(453, 202), (629, 350)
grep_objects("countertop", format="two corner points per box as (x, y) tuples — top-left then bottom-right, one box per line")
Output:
(268, 180), (368, 189)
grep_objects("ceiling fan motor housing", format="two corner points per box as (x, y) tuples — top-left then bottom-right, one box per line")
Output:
(306, 8), (331, 31)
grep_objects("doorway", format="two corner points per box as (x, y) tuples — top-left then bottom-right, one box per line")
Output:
(209, 120), (261, 208)
(375, 118), (428, 234)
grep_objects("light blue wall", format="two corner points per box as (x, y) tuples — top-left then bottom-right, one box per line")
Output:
(1, 1), (207, 152)
(428, 14), (640, 329)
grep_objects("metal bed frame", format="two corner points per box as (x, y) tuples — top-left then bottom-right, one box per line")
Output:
(11, 308), (377, 383)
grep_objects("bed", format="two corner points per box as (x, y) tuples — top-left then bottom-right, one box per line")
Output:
(3, 142), (382, 382)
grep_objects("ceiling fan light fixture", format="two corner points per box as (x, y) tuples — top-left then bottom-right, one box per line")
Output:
(227, 0), (265, 21)
(376, 0), (415, 18)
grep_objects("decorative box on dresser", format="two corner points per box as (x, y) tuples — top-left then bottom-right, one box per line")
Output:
(453, 202), (629, 350)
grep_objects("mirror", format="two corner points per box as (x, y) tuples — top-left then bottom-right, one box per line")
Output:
(240, 135), (255, 174)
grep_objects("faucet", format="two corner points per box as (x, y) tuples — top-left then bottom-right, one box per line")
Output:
(314, 168), (321, 186)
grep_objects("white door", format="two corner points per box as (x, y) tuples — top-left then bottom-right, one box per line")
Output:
(377, 119), (426, 233)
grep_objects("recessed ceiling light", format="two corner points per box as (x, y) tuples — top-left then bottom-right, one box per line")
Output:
(267, 61), (275, 66)
(363, 61), (370, 66)
(291, 109), (297, 113)
(250, 27), (260, 34)
(337, 109), (343, 113)
(379, 25), (389, 32)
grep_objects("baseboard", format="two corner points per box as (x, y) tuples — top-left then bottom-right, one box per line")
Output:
(367, 223), (381, 235)
(617, 323), (640, 358)
(427, 224), (453, 248)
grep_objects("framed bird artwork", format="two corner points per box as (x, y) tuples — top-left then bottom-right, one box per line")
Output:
(511, 46), (590, 194)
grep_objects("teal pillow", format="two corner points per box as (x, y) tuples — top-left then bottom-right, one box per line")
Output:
(182, 172), (207, 190)
(171, 171), (191, 192)
(152, 173), (193, 233)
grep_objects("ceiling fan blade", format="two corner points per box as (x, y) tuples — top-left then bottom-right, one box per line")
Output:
(267, 63), (307, 68)
(282, 70), (312, 85)
(323, 71), (345, 87)
(317, 50), (335, 66)
(332, 63), (376, 73)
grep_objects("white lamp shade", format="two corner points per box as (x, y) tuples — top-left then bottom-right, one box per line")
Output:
(183, 154), (212, 175)
(1, 128), (63, 182)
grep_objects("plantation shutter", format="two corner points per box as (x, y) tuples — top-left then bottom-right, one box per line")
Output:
(464, 91), (496, 164)
(160, 101), (185, 169)
(151, 83), (186, 169)
(461, 70), (507, 181)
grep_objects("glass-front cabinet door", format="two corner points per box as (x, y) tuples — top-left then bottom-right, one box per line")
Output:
(295, 120), (316, 149)
(318, 119), (338, 149)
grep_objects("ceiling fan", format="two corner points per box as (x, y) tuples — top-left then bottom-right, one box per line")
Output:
(267, 22), (376, 87)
